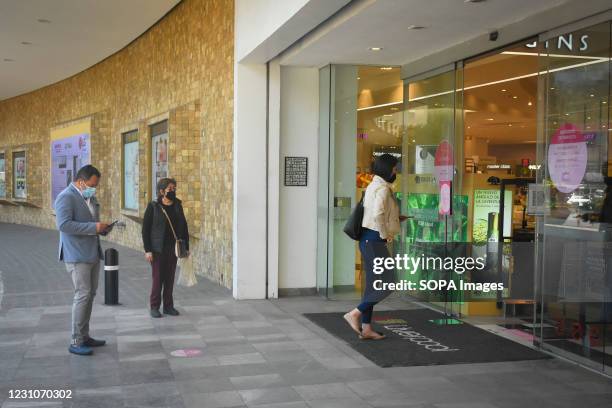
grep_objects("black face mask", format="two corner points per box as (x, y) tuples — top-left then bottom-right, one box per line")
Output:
(165, 191), (176, 201)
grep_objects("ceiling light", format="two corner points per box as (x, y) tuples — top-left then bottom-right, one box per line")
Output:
(369, 47), (383, 51)
(550, 87), (555, 90)
(407, 25), (427, 30)
(590, 94), (595, 97)
(587, 116), (591, 120)
(380, 67), (393, 71)
(486, 118), (494, 121)
(501, 89), (507, 92)
(512, 96), (518, 99)
(528, 101), (533, 106)
(37, 18), (51, 23)
(357, 77), (360, 80)
(603, 101), (607, 104)
(508, 124), (513, 127)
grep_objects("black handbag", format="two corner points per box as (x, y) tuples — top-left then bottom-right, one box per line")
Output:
(343, 192), (365, 240)
(160, 206), (189, 258)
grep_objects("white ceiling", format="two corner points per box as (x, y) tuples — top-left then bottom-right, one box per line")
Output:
(279, 0), (573, 66)
(0, 0), (180, 101)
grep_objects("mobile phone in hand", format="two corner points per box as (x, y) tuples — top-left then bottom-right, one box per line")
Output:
(101, 220), (119, 236)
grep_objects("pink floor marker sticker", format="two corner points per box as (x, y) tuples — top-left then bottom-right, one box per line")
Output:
(170, 349), (202, 357)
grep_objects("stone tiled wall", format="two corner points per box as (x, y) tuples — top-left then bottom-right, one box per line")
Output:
(0, 0), (234, 288)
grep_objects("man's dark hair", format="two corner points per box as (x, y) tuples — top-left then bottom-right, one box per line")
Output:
(157, 178), (177, 196)
(75, 165), (101, 181)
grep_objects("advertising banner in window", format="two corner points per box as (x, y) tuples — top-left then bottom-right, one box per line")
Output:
(151, 132), (168, 196)
(472, 189), (512, 243)
(0, 153), (5, 198)
(13, 152), (26, 199)
(51, 133), (90, 205)
(123, 134), (139, 210)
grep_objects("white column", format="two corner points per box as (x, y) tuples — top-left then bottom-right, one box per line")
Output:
(278, 66), (319, 290)
(233, 63), (268, 299)
(267, 59), (281, 299)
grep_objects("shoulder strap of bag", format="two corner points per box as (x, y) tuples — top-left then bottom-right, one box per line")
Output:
(159, 205), (179, 240)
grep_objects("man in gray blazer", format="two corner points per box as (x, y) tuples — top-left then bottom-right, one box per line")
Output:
(55, 165), (110, 356)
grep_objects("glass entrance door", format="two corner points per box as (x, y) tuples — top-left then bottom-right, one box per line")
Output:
(317, 65), (404, 299)
(536, 20), (612, 373)
(403, 67), (464, 315)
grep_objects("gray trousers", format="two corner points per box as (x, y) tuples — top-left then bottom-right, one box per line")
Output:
(65, 261), (100, 345)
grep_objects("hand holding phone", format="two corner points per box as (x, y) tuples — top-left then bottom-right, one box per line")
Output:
(100, 220), (119, 236)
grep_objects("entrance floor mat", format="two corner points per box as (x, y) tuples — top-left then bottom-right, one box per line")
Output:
(304, 309), (549, 367)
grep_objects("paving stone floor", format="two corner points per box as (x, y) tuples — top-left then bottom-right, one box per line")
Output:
(0, 222), (611, 408)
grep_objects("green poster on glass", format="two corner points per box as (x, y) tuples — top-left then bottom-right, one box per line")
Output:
(405, 193), (468, 243)
(402, 193), (468, 302)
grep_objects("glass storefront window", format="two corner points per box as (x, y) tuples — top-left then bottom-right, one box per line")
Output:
(537, 21), (612, 372)
(317, 19), (612, 375)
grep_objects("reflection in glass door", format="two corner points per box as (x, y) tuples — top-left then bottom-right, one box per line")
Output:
(537, 21), (612, 373)
(403, 68), (464, 316)
(317, 65), (404, 299)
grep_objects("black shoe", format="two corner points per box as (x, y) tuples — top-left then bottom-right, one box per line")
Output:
(83, 337), (106, 347)
(163, 307), (180, 316)
(150, 309), (163, 318)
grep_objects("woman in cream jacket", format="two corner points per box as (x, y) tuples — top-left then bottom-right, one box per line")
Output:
(344, 153), (406, 340)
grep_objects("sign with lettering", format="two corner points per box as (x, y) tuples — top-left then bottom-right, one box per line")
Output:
(548, 123), (587, 194)
(284, 156), (308, 186)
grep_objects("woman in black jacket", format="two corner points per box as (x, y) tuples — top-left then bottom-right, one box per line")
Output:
(142, 178), (189, 318)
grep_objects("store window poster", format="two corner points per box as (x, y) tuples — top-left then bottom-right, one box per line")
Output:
(0, 154), (5, 198)
(51, 133), (90, 206)
(13, 154), (26, 199)
(415, 145), (436, 174)
(123, 140), (139, 210)
(472, 189), (512, 244)
(152, 133), (169, 196)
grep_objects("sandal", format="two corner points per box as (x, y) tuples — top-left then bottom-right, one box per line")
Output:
(359, 331), (386, 341)
(343, 312), (362, 335)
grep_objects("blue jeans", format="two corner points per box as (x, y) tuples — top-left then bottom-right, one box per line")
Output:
(357, 228), (387, 324)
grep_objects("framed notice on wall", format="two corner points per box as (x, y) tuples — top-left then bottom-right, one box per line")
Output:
(50, 119), (92, 207)
(50, 133), (90, 204)
(13, 151), (26, 199)
(123, 130), (139, 210)
(151, 120), (169, 198)
(284, 156), (308, 186)
(0, 152), (5, 198)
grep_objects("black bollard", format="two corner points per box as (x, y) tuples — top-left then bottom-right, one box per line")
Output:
(104, 248), (120, 305)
